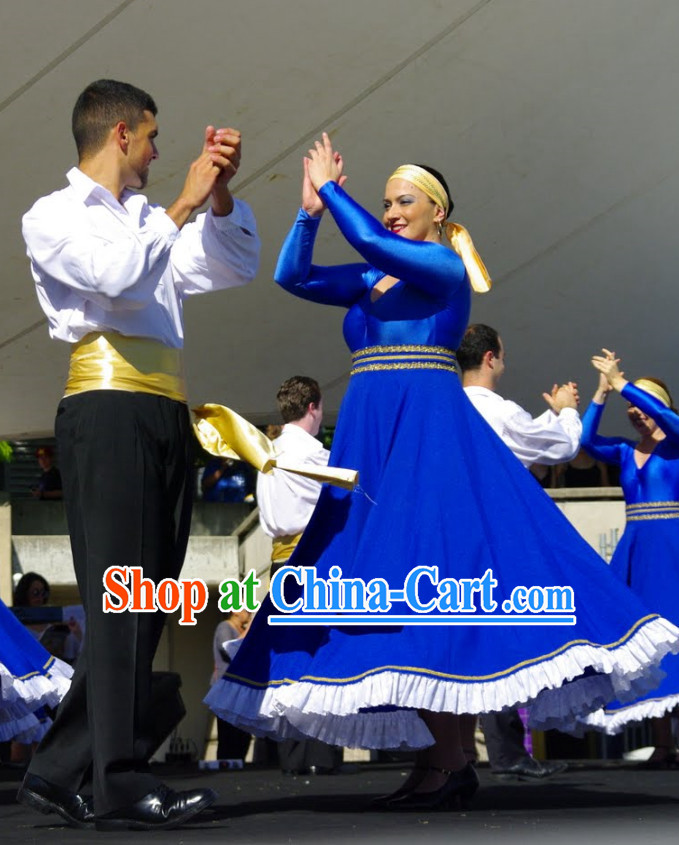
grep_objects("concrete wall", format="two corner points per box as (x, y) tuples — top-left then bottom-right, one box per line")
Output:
(10, 499), (252, 537)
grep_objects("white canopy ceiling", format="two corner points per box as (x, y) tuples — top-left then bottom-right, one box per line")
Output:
(1, 0), (677, 437)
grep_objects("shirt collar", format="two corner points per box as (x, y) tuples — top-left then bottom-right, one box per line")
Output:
(66, 166), (136, 208)
(463, 385), (501, 400)
(281, 423), (323, 445)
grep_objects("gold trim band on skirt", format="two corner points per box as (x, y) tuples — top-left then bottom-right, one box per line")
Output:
(626, 501), (679, 521)
(351, 345), (458, 375)
(65, 332), (187, 402)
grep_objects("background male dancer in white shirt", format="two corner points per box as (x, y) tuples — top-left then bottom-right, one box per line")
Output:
(457, 323), (579, 779)
(18, 79), (259, 831)
(256, 376), (343, 776)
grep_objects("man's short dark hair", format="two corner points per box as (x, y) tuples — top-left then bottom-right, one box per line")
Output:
(277, 376), (321, 423)
(72, 79), (157, 159)
(457, 324), (501, 372)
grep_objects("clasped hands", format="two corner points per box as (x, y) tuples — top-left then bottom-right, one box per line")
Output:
(591, 348), (627, 396)
(302, 132), (347, 217)
(543, 382), (579, 413)
(180, 126), (242, 215)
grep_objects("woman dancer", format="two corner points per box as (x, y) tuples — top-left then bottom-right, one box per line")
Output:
(0, 596), (72, 744)
(207, 134), (679, 809)
(574, 350), (679, 764)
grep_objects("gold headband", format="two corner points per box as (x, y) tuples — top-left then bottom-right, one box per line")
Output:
(387, 164), (492, 294)
(388, 165), (450, 215)
(634, 378), (672, 408)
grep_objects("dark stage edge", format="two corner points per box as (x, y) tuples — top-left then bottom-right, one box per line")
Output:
(2, 760), (679, 844)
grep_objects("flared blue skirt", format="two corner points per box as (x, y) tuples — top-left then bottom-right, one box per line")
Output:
(207, 359), (678, 749)
(573, 514), (679, 733)
(0, 599), (72, 742)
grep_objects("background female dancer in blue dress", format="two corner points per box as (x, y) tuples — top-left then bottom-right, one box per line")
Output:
(0, 597), (71, 744)
(207, 134), (679, 810)
(576, 350), (679, 765)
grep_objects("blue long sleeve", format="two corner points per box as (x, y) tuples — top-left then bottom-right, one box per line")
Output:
(621, 382), (679, 442)
(274, 208), (369, 307)
(318, 182), (468, 301)
(581, 400), (628, 465)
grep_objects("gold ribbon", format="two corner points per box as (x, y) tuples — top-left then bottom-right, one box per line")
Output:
(193, 404), (358, 491)
(65, 332), (186, 401)
(387, 164), (492, 294)
(444, 222), (492, 294)
(272, 533), (303, 563)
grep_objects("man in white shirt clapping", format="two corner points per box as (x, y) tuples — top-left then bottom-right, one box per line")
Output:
(18, 79), (259, 831)
(457, 323), (578, 780)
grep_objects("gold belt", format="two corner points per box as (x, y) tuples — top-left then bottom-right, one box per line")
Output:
(351, 345), (458, 375)
(65, 332), (186, 402)
(271, 533), (303, 563)
(626, 501), (679, 521)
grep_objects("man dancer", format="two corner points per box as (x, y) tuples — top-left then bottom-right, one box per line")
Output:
(457, 323), (578, 780)
(256, 376), (343, 775)
(18, 79), (259, 830)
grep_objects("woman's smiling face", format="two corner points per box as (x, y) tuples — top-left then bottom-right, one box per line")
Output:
(382, 178), (444, 242)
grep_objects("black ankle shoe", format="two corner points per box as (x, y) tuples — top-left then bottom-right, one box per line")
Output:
(370, 766), (427, 808)
(388, 763), (479, 811)
(17, 773), (95, 829)
(95, 784), (216, 831)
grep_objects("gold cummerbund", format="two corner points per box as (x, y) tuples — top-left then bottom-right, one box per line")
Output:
(351, 345), (458, 375)
(626, 501), (679, 521)
(65, 332), (186, 402)
(271, 533), (303, 563)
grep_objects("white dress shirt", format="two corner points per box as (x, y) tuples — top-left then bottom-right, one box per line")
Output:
(23, 167), (260, 347)
(464, 385), (581, 467)
(256, 424), (329, 538)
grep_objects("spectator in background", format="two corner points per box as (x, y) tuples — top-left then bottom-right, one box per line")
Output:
(11, 573), (82, 764)
(201, 457), (254, 503)
(13, 573), (82, 664)
(552, 446), (611, 488)
(32, 447), (62, 500)
(210, 610), (252, 763)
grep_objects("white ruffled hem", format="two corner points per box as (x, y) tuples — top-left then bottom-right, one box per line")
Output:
(565, 693), (679, 736)
(0, 703), (52, 743)
(206, 616), (679, 751)
(0, 657), (72, 711)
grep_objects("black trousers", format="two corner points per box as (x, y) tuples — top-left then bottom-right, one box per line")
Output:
(277, 738), (342, 773)
(216, 719), (251, 760)
(29, 391), (193, 815)
(480, 709), (530, 769)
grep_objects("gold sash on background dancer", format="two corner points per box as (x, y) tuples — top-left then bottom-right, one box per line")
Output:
(272, 533), (303, 563)
(65, 332), (186, 401)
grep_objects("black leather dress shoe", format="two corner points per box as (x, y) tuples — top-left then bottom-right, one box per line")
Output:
(17, 773), (94, 829)
(492, 757), (568, 780)
(95, 784), (217, 831)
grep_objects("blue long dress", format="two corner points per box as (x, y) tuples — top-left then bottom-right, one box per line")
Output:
(572, 382), (679, 732)
(0, 598), (72, 741)
(206, 182), (679, 750)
